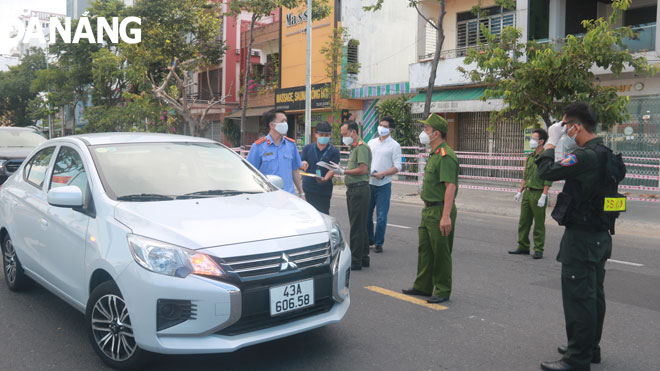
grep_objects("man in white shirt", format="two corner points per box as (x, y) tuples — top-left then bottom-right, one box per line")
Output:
(367, 117), (402, 253)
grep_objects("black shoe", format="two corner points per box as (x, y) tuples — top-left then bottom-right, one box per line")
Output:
(351, 264), (362, 271)
(401, 288), (431, 297)
(427, 296), (448, 304)
(362, 258), (370, 268)
(375, 245), (383, 253)
(540, 360), (589, 371)
(557, 346), (601, 364)
(369, 240), (374, 246)
(533, 251), (544, 259)
(508, 248), (530, 255)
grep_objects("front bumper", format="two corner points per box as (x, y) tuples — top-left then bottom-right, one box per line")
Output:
(116, 246), (351, 354)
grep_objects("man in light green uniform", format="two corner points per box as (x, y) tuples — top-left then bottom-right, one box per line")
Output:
(319, 121), (372, 270)
(402, 114), (458, 304)
(510, 128), (552, 259)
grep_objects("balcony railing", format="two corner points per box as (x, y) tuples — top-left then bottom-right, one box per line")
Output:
(622, 23), (656, 53)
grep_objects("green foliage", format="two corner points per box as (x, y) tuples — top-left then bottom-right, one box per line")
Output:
(374, 95), (418, 147)
(0, 48), (47, 126)
(460, 0), (657, 130)
(221, 118), (241, 147)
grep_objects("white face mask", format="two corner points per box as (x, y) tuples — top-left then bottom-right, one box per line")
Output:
(419, 131), (430, 145)
(378, 126), (390, 137)
(529, 139), (539, 149)
(563, 125), (579, 152)
(275, 121), (288, 135)
(342, 136), (354, 146)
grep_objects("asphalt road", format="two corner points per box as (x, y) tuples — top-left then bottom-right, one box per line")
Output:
(1, 196), (659, 371)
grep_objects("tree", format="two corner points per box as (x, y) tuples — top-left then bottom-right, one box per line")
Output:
(319, 26), (351, 127)
(0, 48), (47, 126)
(229, 0), (331, 146)
(375, 95), (417, 147)
(460, 0), (657, 130)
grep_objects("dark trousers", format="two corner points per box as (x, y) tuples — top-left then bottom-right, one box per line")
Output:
(305, 191), (331, 215)
(367, 183), (392, 246)
(346, 184), (370, 265)
(559, 228), (612, 368)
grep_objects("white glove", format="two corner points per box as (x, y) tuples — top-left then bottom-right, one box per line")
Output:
(317, 160), (344, 175)
(546, 122), (565, 147)
(537, 194), (547, 207)
(514, 191), (523, 202)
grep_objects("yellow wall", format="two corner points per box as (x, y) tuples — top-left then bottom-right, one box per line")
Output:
(280, 4), (336, 89)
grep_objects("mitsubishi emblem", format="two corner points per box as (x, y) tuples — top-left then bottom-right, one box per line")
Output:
(279, 253), (298, 272)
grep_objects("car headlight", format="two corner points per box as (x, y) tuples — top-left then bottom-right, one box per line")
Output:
(127, 234), (225, 278)
(0, 160), (5, 170)
(322, 214), (345, 256)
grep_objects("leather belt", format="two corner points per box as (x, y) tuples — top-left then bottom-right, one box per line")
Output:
(424, 201), (443, 207)
(346, 181), (369, 189)
(526, 187), (543, 191)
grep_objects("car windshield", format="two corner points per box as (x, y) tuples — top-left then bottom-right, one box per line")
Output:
(89, 142), (273, 200)
(0, 130), (47, 148)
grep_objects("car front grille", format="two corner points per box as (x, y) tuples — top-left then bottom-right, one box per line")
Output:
(5, 160), (22, 173)
(216, 271), (335, 336)
(215, 243), (331, 280)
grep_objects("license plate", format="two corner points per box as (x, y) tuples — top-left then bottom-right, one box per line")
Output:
(269, 279), (314, 316)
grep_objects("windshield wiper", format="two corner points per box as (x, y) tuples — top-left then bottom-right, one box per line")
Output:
(176, 190), (259, 199)
(117, 193), (175, 201)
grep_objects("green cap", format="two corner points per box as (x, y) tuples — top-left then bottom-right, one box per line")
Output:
(419, 113), (448, 133)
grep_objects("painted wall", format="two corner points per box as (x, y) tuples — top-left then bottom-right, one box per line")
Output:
(280, 4), (335, 89)
(340, 0), (418, 86)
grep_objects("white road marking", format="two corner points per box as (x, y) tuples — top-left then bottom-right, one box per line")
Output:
(607, 259), (644, 267)
(380, 222), (411, 229)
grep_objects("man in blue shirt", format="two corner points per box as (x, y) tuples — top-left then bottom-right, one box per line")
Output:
(246, 110), (304, 196)
(300, 121), (340, 214)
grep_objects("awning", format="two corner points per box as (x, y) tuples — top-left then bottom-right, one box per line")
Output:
(226, 106), (274, 119)
(407, 87), (504, 114)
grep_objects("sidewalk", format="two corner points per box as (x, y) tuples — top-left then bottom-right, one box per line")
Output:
(332, 178), (660, 238)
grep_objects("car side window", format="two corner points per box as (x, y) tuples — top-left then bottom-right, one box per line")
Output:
(50, 146), (89, 203)
(24, 146), (56, 189)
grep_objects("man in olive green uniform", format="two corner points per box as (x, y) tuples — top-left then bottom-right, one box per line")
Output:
(509, 128), (552, 259)
(537, 103), (614, 371)
(319, 121), (372, 270)
(402, 114), (458, 304)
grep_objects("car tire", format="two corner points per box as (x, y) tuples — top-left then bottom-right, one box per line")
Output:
(2, 234), (33, 291)
(86, 281), (150, 369)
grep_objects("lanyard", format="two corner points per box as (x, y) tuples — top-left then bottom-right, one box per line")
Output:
(313, 144), (329, 165)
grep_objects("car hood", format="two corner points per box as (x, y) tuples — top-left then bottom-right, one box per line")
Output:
(0, 148), (33, 159)
(113, 190), (327, 249)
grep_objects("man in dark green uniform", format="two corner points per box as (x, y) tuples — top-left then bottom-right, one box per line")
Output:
(509, 128), (552, 259)
(319, 121), (372, 270)
(537, 103), (613, 371)
(402, 114), (458, 304)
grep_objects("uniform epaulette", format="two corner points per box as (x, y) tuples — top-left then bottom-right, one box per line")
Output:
(254, 137), (268, 145)
(440, 147), (447, 157)
(284, 136), (296, 143)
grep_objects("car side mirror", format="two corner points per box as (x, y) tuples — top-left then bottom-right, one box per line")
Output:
(265, 175), (284, 189)
(47, 186), (84, 208)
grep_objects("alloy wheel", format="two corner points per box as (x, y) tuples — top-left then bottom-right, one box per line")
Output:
(90, 294), (137, 362)
(3, 238), (17, 284)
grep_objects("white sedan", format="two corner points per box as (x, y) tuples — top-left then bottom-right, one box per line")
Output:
(0, 133), (351, 369)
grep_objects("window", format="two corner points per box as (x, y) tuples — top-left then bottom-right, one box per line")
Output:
(528, 0), (550, 41)
(24, 147), (55, 189)
(198, 68), (222, 101)
(346, 40), (359, 75)
(624, 5), (657, 26)
(50, 146), (90, 207)
(565, 0), (597, 36)
(456, 6), (515, 53)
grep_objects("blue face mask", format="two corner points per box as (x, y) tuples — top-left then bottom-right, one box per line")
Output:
(317, 136), (330, 145)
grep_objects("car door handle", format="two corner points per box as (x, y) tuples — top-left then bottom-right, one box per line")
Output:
(40, 218), (48, 228)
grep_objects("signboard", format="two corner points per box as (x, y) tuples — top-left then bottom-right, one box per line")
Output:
(275, 83), (331, 111)
(523, 128), (534, 154)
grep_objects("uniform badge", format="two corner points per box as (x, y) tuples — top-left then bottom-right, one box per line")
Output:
(560, 154), (578, 167)
(264, 152), (274, 156)
(440, 147), (447, 157)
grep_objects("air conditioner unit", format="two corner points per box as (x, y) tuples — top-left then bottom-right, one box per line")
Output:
(235, 48), (240, 55)
(251, 49), (261, 57)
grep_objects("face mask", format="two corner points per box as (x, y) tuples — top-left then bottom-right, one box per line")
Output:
(419, 131), (430, 145)
(342, 136), (354, 146)
(317, 136), (330, 145)
(275, 121), (288, 135)
(378, 126), (390, 137)
(563, 125), (579, 152)
(529, 139), (539, 149)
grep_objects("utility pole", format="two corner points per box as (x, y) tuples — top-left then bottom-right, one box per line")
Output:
(304, 0), (312, 146)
